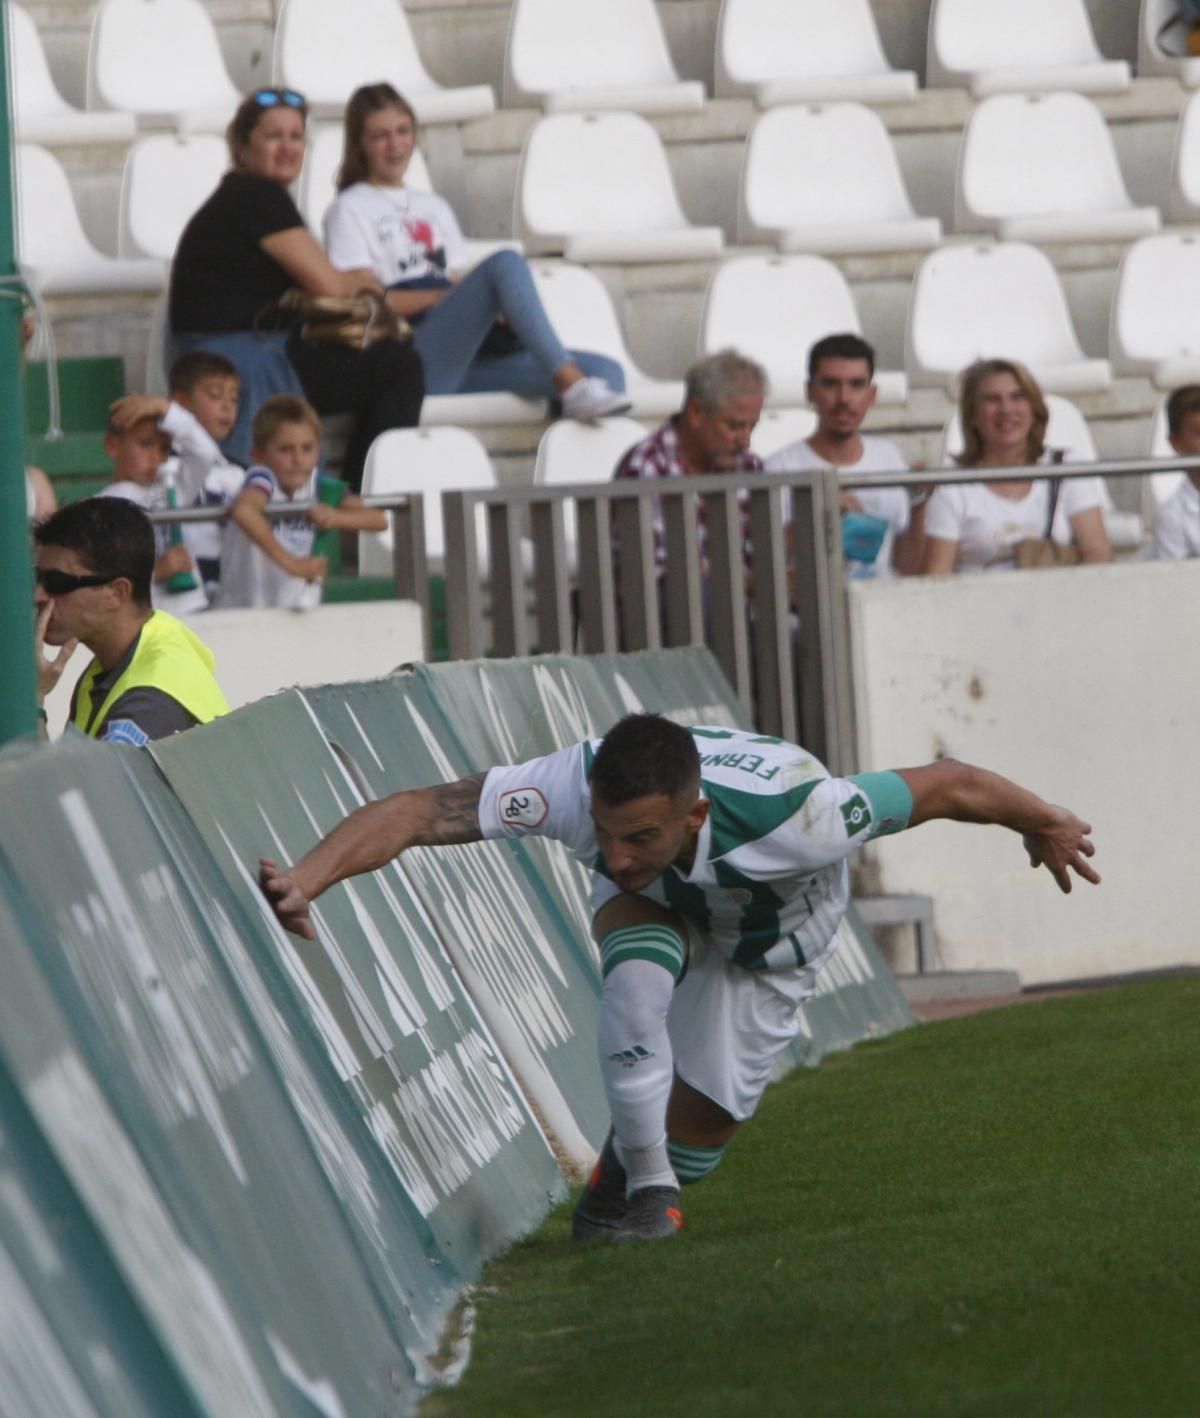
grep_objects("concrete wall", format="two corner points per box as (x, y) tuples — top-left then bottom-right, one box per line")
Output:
(43, 600), (426, 736)
(848, 560), (1200, 984)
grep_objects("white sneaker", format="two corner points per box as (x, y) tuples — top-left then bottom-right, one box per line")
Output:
(561, 376), (633, 422)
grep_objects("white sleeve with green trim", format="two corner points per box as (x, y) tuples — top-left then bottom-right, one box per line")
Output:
(478, 741), (599, 857)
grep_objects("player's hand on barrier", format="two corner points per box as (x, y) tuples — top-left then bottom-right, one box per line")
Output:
(1022, 807), (1100, 894)
(259, 857), (317, 939)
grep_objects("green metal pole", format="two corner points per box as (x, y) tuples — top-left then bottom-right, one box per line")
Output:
(0, 4), (37, 746)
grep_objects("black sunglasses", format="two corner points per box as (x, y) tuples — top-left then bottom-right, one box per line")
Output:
(35, 568), (119, 597)
(252, 88), (306, 110)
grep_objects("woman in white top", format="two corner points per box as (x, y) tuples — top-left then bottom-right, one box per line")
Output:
(323, 83), (630, 420)
(922, 359), (1112, 574)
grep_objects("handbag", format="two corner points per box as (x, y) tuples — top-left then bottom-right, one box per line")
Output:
(1012, 454), (1080, 569)
(258, 288), (410, 350)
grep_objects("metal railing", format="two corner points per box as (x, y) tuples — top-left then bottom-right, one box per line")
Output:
(149, 452), (1200, 775)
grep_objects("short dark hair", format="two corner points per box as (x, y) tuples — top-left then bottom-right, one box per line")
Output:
(169, 350), (238, 395)
(34, 497), (155, 608)
(807, 333), (876, 381)
(1166, 385), (1200, 437)
(252, 393), (321, 450)
(591, 714), (701, 808)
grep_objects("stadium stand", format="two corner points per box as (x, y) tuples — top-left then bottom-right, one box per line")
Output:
(927, 0), (1132, 97)
(513, 112), (725, 263)
(1110, 233), (1200, 387)
(905, 242), (1113, 395)
(16, 143), (166, 297)
(714, 0), (918, 106)
(504, 0), (704, 115)
(1168, 90), (1200, 220)
(356, 425), (504, 576)
(117, 132), (228, 261)
(955, 92), (1162, 242)
(273, 0), (496, 123)
(750, 406), (820, 459)
(738, 102), (942, 254)
(87, 0), (243, 133)
(700, 255), (908, 406)
(10, 1), (135, 146)
(532, 415), (649, 565)
(1139, 0), (1200, 88)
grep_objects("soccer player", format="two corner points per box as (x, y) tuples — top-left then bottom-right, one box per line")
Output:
(259, 715), (1099, 1243)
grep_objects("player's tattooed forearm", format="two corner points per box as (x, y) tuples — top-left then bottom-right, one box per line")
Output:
(426, 773), (488, 844)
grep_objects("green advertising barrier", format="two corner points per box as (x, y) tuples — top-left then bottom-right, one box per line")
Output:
(0, 737), (416, 1417)
(299, 672), (611, 1170)
(150, 693), (566, 1285)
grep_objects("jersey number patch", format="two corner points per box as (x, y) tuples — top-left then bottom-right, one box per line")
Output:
(498, 787), (548, 829)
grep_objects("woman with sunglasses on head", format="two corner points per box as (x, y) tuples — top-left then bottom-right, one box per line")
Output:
(321, 83), (630, 419)
(169, 88), (424, 487)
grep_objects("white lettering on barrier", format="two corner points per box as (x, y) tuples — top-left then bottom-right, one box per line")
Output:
(58, 791), (250, 1185)
(529, 664), (599, 745)
(610, 671), (729, 728)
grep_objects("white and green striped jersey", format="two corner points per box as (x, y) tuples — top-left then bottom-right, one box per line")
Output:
(479, 726), (913, 973)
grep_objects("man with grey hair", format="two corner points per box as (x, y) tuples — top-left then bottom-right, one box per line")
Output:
(613, 348), (767, 575)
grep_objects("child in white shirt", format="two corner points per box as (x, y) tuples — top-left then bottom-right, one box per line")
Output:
(1153, 386), (1200, 560)
(217, 395), (386, 610)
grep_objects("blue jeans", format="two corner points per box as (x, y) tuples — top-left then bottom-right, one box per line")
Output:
(411, 250), (625, 399)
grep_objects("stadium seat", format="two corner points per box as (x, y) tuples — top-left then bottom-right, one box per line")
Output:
(700, 254), (908, 406)
(514, 113), (725, 264)
(533, 416), (648, 566)
(1139, 0), (1200, 88)
(956, 92), (1160, 243)
(15, 144), (166, 297)
(927, 0), (1131, 97)
(906, 242), (1111, 395)
(118, 133), (227, 261)
(10, 3), (135, 145)
(87, 0), (242, 133)
(1146, 396), (1186, 504)
(504, 0), (704, 115)
(274, 0), (495, 124)
(739, 103), (942, 255)
(531, 263), (686, 418)
(714, 0), (917, 106)
(750, 407), (819, 459)
(144, 292), (170, 396)
(1110, 234), (1200, 389)
(1168, 92), (1200, 222)
(358, 427), (500, 576)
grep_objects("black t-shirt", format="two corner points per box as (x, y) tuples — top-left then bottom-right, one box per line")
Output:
(169, 172), (306, 334)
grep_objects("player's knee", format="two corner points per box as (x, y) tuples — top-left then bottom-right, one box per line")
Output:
(667, 1137), (727, 1186)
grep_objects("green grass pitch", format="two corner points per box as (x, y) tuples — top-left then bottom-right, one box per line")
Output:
(422, 979), (1200, 1418)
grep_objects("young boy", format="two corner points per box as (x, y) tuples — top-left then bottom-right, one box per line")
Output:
(217, 395), (387, 610)
(1153, 385), (1200, 559)
(97, 412), (209, 616)
(109, 352), (245, 595)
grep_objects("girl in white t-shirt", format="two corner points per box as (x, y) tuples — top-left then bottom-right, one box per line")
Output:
(322, 83), (630, 421)
(923, 359), (1112, 574)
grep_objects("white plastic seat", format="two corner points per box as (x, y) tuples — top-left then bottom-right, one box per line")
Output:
(15, 144), (166, 297)
(118, 133), (227, 261)
(1146, 397), (1186, 504)
(750, 407), (819, 459)
(1168, 92), (1200, 222)
(514, 113), (724, 264)
(531, 263), (686, 418)
(906, 242), (1111, 395)
(359, 427), (498, 576)
(956, 93), (1160, 243)
(715, 0), (917, 106)
(1140, 0), (1200, 88)
(87, 0), (242, 133)
(11, 3), (135, 145)
(533, 416), (648, 566)
(1111, 235), (1200, 388)
(274, 0), (495, 124)
(928, 0), (1131, 97)
(505, 0), (703, 115)
(701, 255), (907, 407)
(739, 104), (941, 255)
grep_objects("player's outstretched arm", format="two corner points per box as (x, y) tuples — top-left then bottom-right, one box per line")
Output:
(896, 759), (1100, 895)
(259, 772), (488, 938)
